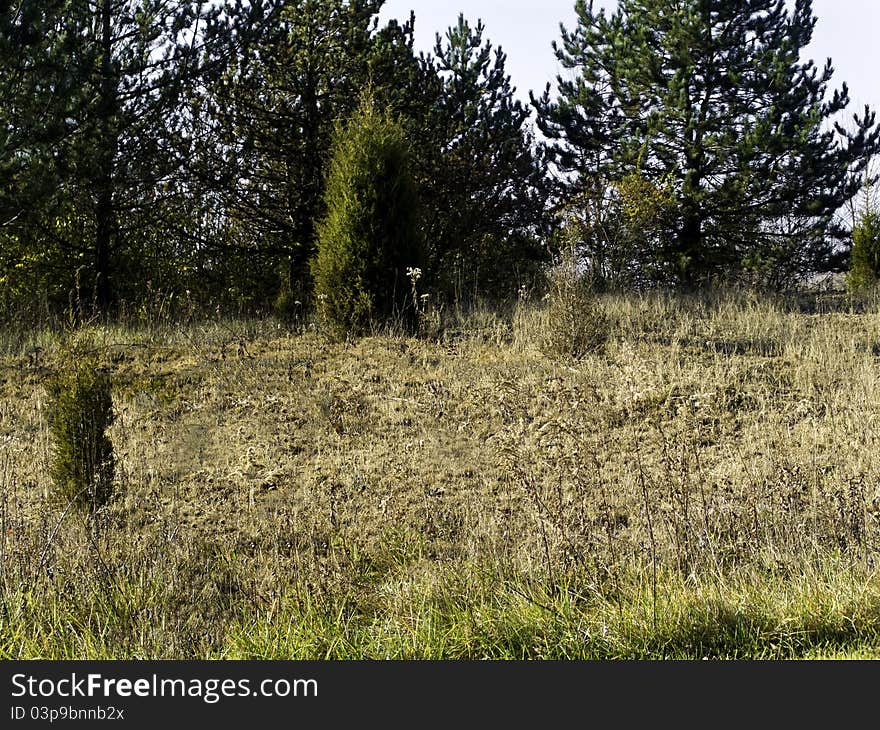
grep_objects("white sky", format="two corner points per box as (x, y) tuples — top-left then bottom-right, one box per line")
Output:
(379, 0), (880, 113)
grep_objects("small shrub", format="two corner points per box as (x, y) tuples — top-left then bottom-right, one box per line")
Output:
(47, 358), (115, 511)
(539, 246), (609, 358)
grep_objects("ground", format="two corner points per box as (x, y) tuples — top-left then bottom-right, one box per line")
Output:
(3, 292), (880, 658)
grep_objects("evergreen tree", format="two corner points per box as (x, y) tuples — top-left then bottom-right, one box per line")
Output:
(535, 0), (880, 288)
(420, 15), (549, 301)
(0, 1), (77, 312)
(47, 357), (115, 512)
(0, 0), (209, 315)
(0, 2), (55, 218)
(849, 194), (880, 292)
(311, 95), (423, 338)
(190, 0), (404, 305)
(64, 0), (207, 313)
(190, 5), (547, 308)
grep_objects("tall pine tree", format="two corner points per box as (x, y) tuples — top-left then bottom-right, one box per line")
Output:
(420, 15), (549, 301)
(1, 0), (208, 315)
(0, 1), (77, 312)
(535, 0), (880, 288)
(190, 0), (408, 306)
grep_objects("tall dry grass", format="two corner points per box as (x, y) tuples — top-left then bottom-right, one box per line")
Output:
(3, 290), (880, 658)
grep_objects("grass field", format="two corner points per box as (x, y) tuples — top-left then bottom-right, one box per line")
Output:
(3, 291), (880, 659)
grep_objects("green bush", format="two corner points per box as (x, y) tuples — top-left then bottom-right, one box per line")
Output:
(311, 94), (424, 338)
(849, 208), (880, 292)
(47, 359), (115, 511)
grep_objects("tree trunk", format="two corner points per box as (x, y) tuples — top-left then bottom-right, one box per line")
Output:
(94, 0), (116, 316)
(678, 205), (703, 289)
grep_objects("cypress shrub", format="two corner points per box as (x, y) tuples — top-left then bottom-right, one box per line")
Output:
(311, 94), (424, 338)
(47, 358), (115, 512)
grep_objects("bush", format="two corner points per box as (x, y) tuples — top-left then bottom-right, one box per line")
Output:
(849, 208), (880, 293)
(558, 173), (674, 290)
(47, 358), (115, 512)
(311, 94), (424, 338)
(538, 245), (609, 358)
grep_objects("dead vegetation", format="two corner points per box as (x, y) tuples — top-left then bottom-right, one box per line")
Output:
(3, 292), (880, 658)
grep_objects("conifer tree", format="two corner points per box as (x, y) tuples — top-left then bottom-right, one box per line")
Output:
(535, 0), (880, 288)
(849, 198), (880, 292)
(191, 0), (399, 304)
(0, 0), (209, 314)
(421, 15), (549, 300)
(0, 1), (77, 311)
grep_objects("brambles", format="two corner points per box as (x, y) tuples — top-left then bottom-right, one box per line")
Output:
(46, 356), (115, 512)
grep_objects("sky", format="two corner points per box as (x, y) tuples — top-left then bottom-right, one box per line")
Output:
(378, 0), (880, 114)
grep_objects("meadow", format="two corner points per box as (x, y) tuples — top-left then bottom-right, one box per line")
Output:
(4, 289), (880, 659)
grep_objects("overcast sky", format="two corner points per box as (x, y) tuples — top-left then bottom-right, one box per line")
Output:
(379, 1), (880, 113)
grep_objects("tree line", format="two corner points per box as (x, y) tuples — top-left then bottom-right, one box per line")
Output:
(1, 0), (878, 326)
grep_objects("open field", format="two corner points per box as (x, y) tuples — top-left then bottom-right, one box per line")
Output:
(4, 292), (880, 659)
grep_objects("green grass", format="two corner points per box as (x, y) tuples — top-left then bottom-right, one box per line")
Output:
(4, 291), (880, 658)
(6, 558), (880, 659)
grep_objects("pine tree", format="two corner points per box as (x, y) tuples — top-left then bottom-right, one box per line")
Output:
(64, 0), (207, 313)
(420, 15), (549, 301)
(0, 1), (77, 312)
(0, 0), (209, 315)
(535, 0), (880, 288)
(849, 196), (880, 292)
(189, 5), (548, 308)
(190, 0), (396, 306)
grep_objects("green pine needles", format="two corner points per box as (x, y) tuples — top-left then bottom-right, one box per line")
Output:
(312, 94), (424, 338)
(47, 358), (115, 512)
(534, 0), (880, 288)
(850, 207), (880, 292)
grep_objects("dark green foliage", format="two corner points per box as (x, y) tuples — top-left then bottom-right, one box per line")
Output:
(0, 1), (65, 225)
(534, 0), (880, 288)
(0, 1), (551, 316)
(0, 0), (210, 316)
(0, 1), (76, 316)
(849, 207), (880, 292)
(417, 16), (550, 302)
(192, 0), (403, 304)
(311, 97), (424, 338)
(47, 359), (115, 512)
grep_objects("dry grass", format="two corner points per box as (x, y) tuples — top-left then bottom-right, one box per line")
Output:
(3, 291), (880, 658)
